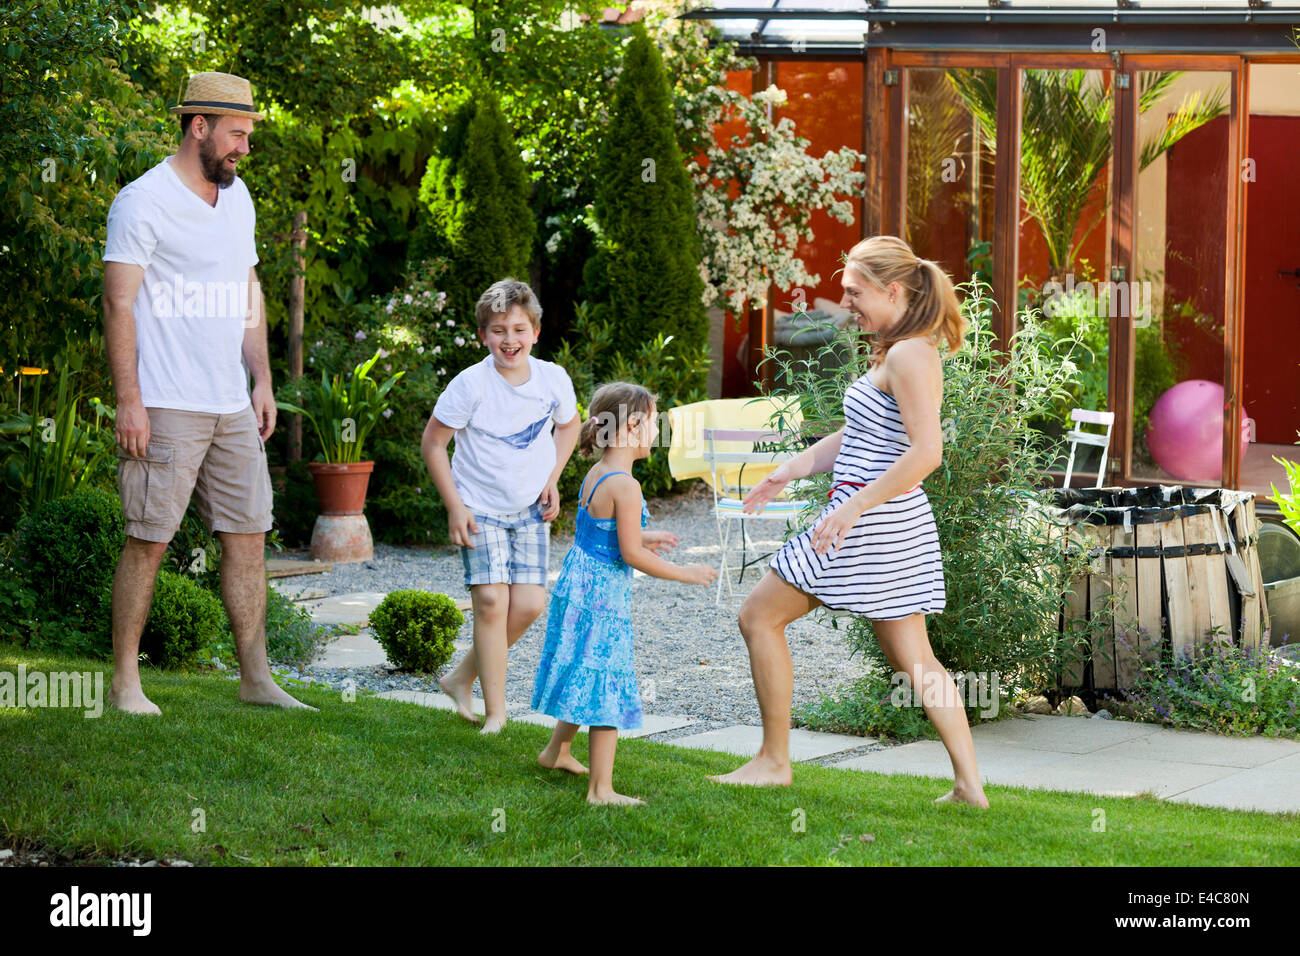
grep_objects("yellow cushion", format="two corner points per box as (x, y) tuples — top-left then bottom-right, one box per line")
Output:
(667, 397), (803, 494)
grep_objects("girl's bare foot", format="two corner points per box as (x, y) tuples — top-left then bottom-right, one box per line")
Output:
(935, 781), (989, 808)
(538, 749), (589, 775)
(439, 675), (480, 724)
(479, 715), (506, 735)
(109, 686), (161, 716)
(587, 790), (645, 806)
(707, 753), (792, 787)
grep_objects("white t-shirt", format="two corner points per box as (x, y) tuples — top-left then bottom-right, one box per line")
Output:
(103, 157), (259, 414)
(433, 354), (579, 515)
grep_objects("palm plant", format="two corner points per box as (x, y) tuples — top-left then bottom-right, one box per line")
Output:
(276, 351), (404, 464)
(947, 69), (1226, 278)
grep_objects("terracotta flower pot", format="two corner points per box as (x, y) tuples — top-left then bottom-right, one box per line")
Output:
(308, 461), (375, 516)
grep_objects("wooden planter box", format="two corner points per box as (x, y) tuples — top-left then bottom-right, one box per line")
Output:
(1046, 486), (1269, 693)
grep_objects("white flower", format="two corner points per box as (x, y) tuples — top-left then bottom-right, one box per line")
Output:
(403, 294), (413, 304)
(432, 345), (441, 354)
(438, 367), (446, 376)
(382, 408), (393, 418)
(446, 319), (454, 327)
(385, 301), (394, 314)
(454, 336), (465, 346)
(417, 346), (425, 355)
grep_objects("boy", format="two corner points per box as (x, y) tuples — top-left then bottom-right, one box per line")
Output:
(422, 278), (581, 733)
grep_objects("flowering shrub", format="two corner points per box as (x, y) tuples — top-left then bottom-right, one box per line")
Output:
(688, 85), (865, 314)
(1124, 642), (1300, 737)
(276, 258), (484, 544)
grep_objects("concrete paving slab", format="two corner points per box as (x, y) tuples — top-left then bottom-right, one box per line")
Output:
(313, 630), (391, 668)
(508, 712), (697, 739)
(972, 714), (1160, 754)
(833, 740), (1077, 784)
(995, 751), (1238, 799)
(670, 725), (868, 761)
(1167, 761), (1300, 813)
(303, 592), (388, 626)
(270, 582), (329, 602)
(374, 690), (486, 716)
(1088, 727), (1300, 769)
(266, 558), (334, 579)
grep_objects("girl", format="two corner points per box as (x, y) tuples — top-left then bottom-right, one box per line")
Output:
(709, 235), (989, 808)
(532, 382), (717, 805)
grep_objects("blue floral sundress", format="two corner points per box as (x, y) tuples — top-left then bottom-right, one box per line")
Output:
(530, 470), (648, 730)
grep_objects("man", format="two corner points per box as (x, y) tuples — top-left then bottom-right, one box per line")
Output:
(102, 72), (310, 714)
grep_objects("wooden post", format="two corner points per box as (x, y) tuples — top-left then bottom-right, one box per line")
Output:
(1222, 60), (1249, 490)
(288, 210), (307, 462)
(991, 65), (1022, 356)
(1108, 59), (1139, 486)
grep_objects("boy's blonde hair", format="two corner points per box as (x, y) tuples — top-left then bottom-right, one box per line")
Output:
(475, 278), (542, 334)
(579, 382), (658, 459)
(843, 235), (968, 363)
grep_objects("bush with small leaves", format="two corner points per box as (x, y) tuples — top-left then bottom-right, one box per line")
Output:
(368, 590), (464, 673)
(137, 571), (229, 671)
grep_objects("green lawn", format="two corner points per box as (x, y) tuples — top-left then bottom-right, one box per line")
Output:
(2, 647), (1296, 866)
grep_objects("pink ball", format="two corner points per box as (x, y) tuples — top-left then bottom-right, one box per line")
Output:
(1146, 380), (1249, 483)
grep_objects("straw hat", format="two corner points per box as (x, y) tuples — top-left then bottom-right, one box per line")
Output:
(169, 72), (265, 121)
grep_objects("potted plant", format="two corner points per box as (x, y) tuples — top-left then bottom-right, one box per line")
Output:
(276, 351), (404, 561)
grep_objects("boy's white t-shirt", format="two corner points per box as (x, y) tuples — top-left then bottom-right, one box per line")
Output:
(434, 354), (579, 516)
(102, 157), (259, 414)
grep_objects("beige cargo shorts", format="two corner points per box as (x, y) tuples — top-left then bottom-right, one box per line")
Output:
(116, 404), (273, 543)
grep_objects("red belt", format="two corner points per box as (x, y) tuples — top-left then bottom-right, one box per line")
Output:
(828, 480), (921, 499)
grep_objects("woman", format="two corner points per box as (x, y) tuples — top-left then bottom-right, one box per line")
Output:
(709, 235), (988, 808)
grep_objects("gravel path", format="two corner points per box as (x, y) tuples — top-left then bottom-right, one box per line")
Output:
(289, 482), (870, 733)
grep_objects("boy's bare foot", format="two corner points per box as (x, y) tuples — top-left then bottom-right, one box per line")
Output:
(238, 677), (318, 710)
(538, 749), (589, 775)
(935, 782), (989, 808)
(439, 675), (480, 724)
(587, 790), (645, 806)
(109, 686), (161, 716)
(479, 715), (506, 735)
(707, 754), (792, 787)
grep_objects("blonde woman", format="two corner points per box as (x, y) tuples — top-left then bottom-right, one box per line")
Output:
(710, 236), (988, 808)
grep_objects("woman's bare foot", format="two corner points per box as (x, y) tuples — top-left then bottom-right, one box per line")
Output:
(538, 748), (589, 775)
(238, 677), (318, 710)
(707, 753), (792, 787)
(439, 675), (480, 724)
(479, 715), (506, 735)
(587, 790), (645, 806)
(109, 686), (161, 716)
(935, 781), (989, 808)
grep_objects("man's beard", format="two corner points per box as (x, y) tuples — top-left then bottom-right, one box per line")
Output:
(199, 135), (236, 188)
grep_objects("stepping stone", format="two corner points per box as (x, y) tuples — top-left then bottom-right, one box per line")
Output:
(270, 582), (329, 602)
(509, 712), (697, 739)
(313, 629), (391, 668)
(374, 690), (485, 716)
(1167, 753), (1300, 813)
(832, 740), (1077, 784)
(303, 592), (388, 626)
(670, 725), (868, 761)
(1083, 726), (1300, 769)
(267, 557), (334, 579)
(971, 713), (1160, 754)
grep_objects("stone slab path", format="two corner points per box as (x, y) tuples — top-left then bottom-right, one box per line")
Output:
(301, 587), (1300, 815)
(831, 714), (1300, 813)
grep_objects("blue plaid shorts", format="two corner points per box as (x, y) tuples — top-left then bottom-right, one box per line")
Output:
(459, 502), (550, 588)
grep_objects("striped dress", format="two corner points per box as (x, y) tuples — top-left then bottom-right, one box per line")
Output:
(770, 370), (946, 620)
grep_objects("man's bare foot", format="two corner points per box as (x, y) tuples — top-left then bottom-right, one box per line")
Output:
(480, 715), (506, 735)
(538, 749), (589, 775)
(109, 686), (161, 716)
(439, 675), (480, 724)
(707, 754), (792, 787)
(587, 790), (645, 806)
(238, 677), (318, 711)
(935, 782), (989, 808)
